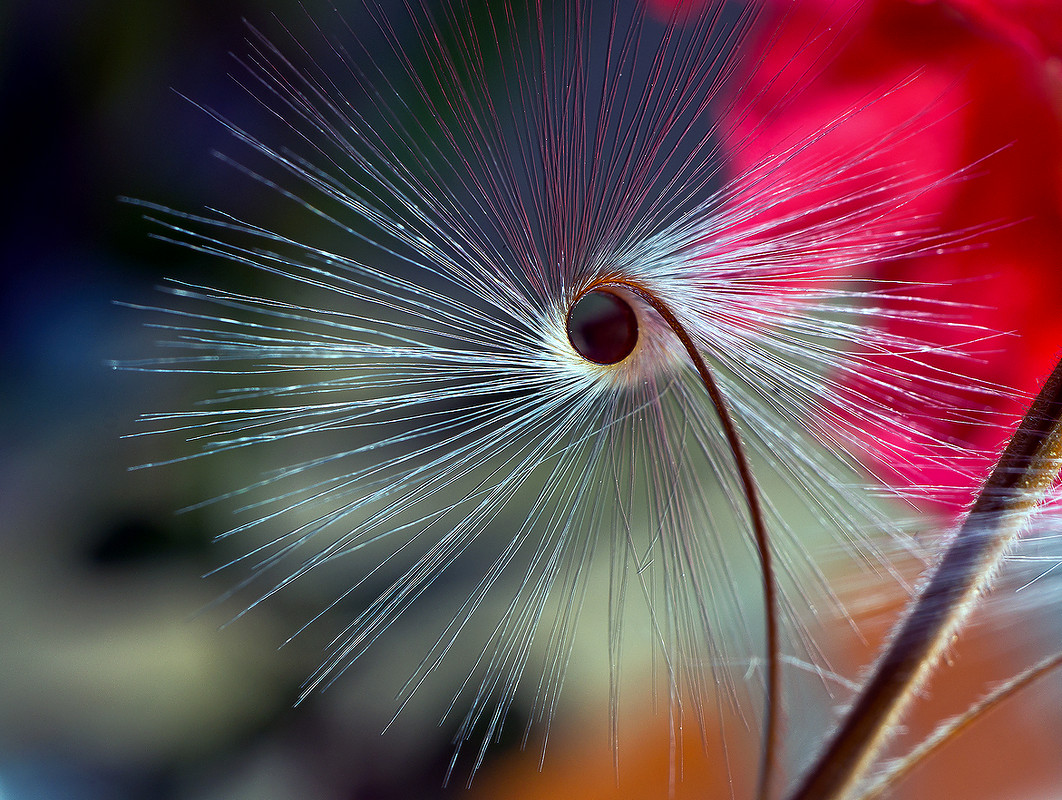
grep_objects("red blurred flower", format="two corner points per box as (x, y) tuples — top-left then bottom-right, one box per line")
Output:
(717, 0), (1062, 505)
(946, 0), (1062, 65)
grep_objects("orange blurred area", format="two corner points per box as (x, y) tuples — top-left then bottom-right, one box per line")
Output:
(471, 707), (755, 800)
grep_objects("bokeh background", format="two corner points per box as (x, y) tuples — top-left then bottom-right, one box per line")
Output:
(2, 1), (1061, 798)
(2, 2), (471, 798)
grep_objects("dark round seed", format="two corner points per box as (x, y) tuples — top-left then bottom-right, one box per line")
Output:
(566, 289), (639, 365)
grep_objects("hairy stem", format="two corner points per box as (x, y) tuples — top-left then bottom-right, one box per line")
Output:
(598, 280), (781, 800)
(788, 352), (1062, 800)
(855, 650), (1062, 800)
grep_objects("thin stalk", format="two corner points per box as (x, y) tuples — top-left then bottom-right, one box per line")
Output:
(855, 650), (1062, 800)
(598, 279), (781, 800)
(787, 352), (1062, 800)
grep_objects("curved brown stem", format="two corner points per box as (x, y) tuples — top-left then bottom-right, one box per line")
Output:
(596, 279), (781, 800)
(787, 353), (1062, 800)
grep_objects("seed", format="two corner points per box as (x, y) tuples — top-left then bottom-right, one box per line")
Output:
(566, 290), (639, 365)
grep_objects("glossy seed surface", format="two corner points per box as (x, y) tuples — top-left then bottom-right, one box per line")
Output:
(566, 290), (639, 365)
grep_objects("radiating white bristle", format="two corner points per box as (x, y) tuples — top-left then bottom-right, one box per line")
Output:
(117, 0), (1030, 784)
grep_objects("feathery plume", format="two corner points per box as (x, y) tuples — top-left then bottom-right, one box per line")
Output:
(117, 0), (1029, 785)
